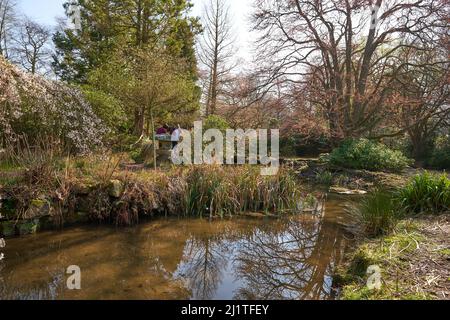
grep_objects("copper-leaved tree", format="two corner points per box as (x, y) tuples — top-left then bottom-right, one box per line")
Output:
(252, 0), (448, 143)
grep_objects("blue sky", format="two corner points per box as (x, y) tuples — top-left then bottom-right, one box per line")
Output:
(19, 0), (66, 25)
(19, 0), (254, 62)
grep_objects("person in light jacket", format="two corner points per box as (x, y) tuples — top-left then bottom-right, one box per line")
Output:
(171, 125), (181, 149)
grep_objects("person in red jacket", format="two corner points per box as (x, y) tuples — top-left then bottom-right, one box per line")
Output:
(156, 124), (169, 135)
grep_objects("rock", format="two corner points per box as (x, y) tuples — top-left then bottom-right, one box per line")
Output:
(108, 180), (124, 198)
(329, 186), (367, 195)
(18, 219), (40, 236)
(73, 181), (102, 195)
(0, 221), (16, 237)
(24, 198), (50, 219)
(63, 210), (90, 225)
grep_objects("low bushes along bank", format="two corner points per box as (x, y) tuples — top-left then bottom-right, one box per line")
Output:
(0, 156), (304, 235)
(328, 138), (412, 172)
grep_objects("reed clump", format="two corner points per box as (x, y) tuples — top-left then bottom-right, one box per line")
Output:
(109, 165), (302, 222)
(349, 172), (450, 237)
(397, 172), (449, 215)
(182, 165), (301, 218)
(349, 190), (399, 237)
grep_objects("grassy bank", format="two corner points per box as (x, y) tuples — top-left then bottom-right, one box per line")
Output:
(336, 216), (449, 300)
(336, 172), (450, 300)
(0, 153), (306, 235)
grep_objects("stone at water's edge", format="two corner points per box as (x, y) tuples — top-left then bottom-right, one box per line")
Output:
(329, 186), (367, 195)
(24, 198), (51, 219)
(108, 180), (124, 198)
(73, 182), (100, 195)
(0, 219), (43, 237)
(18, 219), (40, 236)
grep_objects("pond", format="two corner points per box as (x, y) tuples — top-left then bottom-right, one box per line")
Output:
(0, 197), (353, 300)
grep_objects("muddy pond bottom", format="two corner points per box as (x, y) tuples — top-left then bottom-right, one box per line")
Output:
(0, 199), (351, 300)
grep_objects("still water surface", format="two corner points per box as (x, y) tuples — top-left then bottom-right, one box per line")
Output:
(0, 198), (352, 300)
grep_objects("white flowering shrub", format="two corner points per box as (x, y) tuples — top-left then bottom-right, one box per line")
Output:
(0, 56), (107, 154)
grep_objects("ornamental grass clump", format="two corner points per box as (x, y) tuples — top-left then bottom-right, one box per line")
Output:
(350, 190), (400, 237)
(397, 172), (450, 215)
(183, 166), (302, 217)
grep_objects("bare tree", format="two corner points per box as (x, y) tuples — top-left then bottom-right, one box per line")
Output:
(252, 0), (448, 143)
(198, 0), (236, 116)
(0, 0), (16, 58)
(11, 17), (51, 74)
(389, 44), (449, 160)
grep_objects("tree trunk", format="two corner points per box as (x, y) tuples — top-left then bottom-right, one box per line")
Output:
(133, 106), (145, 136)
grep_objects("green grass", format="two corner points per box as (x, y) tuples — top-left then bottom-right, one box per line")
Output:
(315, 170), (333, 186)
(0, 160), (22, 186)
(0, 160), (18, 171)
(350, 190), (401, 237)
(397, 172), (450, 214)
(341, 284), (431, 300)
(336, 222), (431, 300)
(337, 173), (449, 300)
(350, 172), (449, 238)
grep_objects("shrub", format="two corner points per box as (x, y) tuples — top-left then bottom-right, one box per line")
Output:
(350, 190), (400, 237)
(0, 56), (107, 154)
(316, 170), (333, 186)
(397, 172), (450, 215)
(427, 135), (450, 170)
(329, 138), (412, 172)
(280, 134), (331, 158)
(203, 115), (230, 132)
(81, 87), (129, 134)
(279, 136), (298, 157)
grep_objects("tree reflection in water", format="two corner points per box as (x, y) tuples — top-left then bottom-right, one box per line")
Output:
(234, 214), (345, 300)
(0, 199), (349, 300)
(175, 200), (348, 300)
(174, 235), (232, 299)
